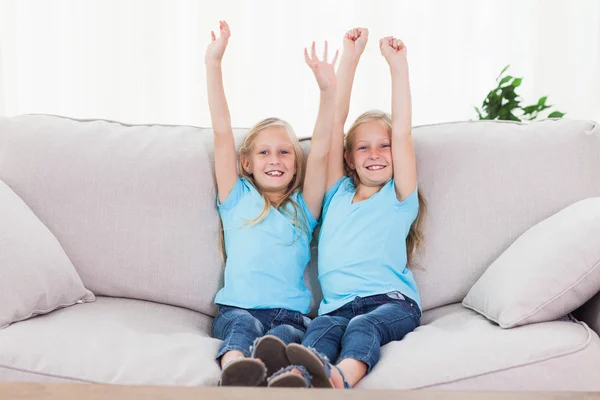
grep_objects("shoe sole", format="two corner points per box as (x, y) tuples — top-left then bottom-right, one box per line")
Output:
(221, 358), (266, 387)
(253, 335), (290, 377)
(286, 343), (333, 388)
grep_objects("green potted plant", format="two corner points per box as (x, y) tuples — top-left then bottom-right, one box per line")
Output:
(475, 65), (565, 121)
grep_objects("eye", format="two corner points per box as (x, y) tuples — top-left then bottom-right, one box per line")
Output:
(258, 150), (268, 155)
(358, 146), (368, 151)
(382, 144), (391, 148)
(280, 150), (290, 155)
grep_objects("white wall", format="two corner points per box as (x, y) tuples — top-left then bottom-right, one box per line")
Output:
(0, 0), (598, 135)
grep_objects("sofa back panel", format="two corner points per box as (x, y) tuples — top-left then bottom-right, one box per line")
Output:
(410, 119), (600, 310)
(2, 115), (598, 313)
(0, 115), (239, 315)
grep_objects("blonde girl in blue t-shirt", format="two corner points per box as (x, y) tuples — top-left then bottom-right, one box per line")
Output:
(268, 28), (426, 389)
(205, 21), (339, 386)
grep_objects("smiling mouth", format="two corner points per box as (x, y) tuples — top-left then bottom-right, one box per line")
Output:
(365, 165), (387, 171)
(265, 170), (284, 177)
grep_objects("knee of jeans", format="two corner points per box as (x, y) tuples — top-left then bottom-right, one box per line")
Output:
(214, 308), (264, 339)
(267, 324), (304, 344)
(346, 313), (379, 332)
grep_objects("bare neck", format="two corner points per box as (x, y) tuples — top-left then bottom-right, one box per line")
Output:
(352, 183), (384, 203)
(263, 190), (287, 205)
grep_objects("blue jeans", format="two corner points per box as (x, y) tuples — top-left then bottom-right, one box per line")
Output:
(301, 291), (421, 373)
(212, 305), (310, 362)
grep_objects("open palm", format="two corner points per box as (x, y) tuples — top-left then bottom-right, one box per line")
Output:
(205, 20), (231, 64)
(305, 41), (338, 91)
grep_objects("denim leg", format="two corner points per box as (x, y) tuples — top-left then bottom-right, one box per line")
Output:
(265, 310), (308, 345)
(301, 315), (349, 364)
(338, 301), (419, 373)
(212, 306), (266, 363)
(265, 324), (305, 345)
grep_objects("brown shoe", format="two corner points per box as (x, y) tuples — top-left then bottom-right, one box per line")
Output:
(251, 335), (290, 378)
(219, 358), (267, 387)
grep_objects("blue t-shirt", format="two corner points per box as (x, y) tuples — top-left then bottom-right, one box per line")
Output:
(214, 177), (318, 314)
(317, 176), (420, 315)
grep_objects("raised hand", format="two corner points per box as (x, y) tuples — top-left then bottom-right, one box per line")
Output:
(379, 36), (408, 70)
(205, 20), (231, 65)
(343, 28), (369, 58)
(305, 41), (339, 92)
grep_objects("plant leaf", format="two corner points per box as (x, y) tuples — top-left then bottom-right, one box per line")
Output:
(497, 65), (510, 80)
(474, 106), (484, 119)
(499, 76), (513, 86)
(548, 111), (565, 118)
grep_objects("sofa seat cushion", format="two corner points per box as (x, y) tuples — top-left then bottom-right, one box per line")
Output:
(359, 304), (600, 390)
(1, 298), (599, 389)
(0, 297), (221, 385)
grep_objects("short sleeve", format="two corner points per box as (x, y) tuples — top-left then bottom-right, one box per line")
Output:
(296, 192), (318, 233)
(395, 185), (419, 226)
(217, 178), (247, 211)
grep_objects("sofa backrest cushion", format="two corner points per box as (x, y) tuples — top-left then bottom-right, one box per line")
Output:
(1, 115), (598, 314)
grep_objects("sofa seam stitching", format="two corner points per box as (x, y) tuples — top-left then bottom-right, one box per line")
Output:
(0, 364), (100, 384)
(411, 320), (594, 389)
(505, 259), (600, 327)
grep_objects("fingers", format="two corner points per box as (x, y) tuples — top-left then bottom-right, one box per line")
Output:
(346, 28), (367, 42)
(388, 38), (405, 51)
(305, 41), (338, 66)
(210, 31), (216, 41)
(379, 36), (393, 49)
(379, 36), (406, 52)
(218, 20), (231, 39)
(395, 38), (405, 51)
(304, 47), (312, 66)
(357, 28), (368, 41)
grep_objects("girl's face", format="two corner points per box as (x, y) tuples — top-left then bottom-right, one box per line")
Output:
(345, 120), (393, 187)
(242, 127), (297, 193)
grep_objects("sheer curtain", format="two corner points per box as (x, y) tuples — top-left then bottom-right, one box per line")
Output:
(1, 0), (598, 135)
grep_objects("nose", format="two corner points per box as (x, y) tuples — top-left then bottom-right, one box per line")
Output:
(268, 154), (281, 165)
(369, 148), (381, 159)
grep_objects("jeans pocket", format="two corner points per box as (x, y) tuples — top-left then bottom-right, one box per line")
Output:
(293, 313), (311, 332)
(216, 305), (232, 321)
(385, 291), (406, 301)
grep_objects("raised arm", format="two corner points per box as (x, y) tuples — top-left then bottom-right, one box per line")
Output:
(302, 41), (338, 220)
(380, 36), (417, 201)
(206, 21), (238, 203)
(327, 28), (369, 189)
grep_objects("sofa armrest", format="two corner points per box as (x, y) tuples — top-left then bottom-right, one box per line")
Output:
(575, 292), (600, 336)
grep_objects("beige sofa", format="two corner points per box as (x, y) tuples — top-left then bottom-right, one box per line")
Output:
(0, 114), (599, 390)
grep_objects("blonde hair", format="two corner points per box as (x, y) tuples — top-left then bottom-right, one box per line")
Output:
(345, 110), (427, 268)
(218, 118), (308, 261)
